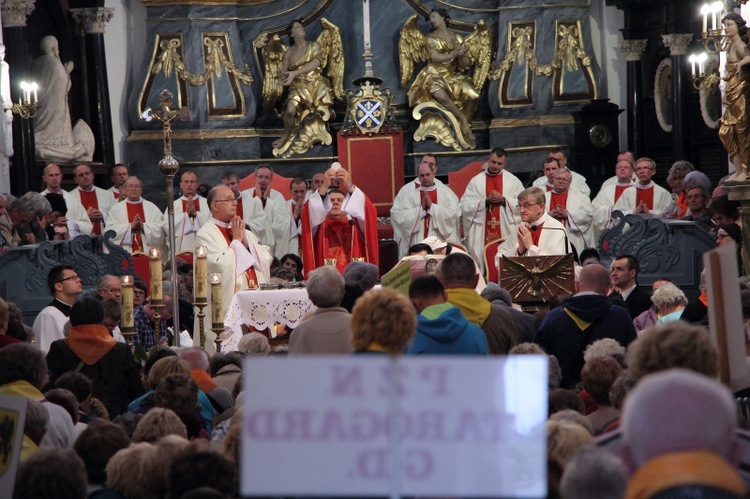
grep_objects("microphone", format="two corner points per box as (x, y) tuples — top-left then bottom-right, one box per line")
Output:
(529, 224), (570, 255)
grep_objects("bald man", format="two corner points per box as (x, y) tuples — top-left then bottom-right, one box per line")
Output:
(106, 176), (165, 254)
(534, 264), (636, 388)
(67, 164), (115, 235)
(40, 164), (88, 233)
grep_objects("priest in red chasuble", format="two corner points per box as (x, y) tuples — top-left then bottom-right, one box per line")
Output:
(301, 166), (379, 276)
(107, 176), (165, 255)
(168, 170), (209, 262)
(496, 187), (568, 269)
(545, 168), (594, 255)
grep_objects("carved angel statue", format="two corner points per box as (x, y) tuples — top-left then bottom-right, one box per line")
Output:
(399, 9), (491, 150)
(255, 18), (344, 158)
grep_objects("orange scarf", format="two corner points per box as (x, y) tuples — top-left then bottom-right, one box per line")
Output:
(191, 369), (217, 394)
(698, 291), (709, 307)
(626, 450), (746, 499)
(64, 324), (116, 365)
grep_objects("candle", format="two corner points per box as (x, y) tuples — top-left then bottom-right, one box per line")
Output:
(31, 83), (37, 104)
(121, 275), (134, 330)
(210, 273), (223, 327)
(689, 54), (697, 77)
(701, 4), (709, 33)
(195, 245), (208, 303)
(363, 0), (371, 51)
(149, 248), (163, 303)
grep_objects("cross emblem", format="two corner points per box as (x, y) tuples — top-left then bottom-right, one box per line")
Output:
(356, 100), (382, 128)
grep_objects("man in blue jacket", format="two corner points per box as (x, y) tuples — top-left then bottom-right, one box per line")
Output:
(406, 275), (489, 355)
(535, 264), (636, 388)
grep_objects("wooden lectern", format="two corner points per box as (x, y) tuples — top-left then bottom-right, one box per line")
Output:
(499, 254), (575, 310)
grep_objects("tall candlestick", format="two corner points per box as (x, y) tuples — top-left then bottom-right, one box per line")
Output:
(149, 248), (163, 304)
(363, 0), (371, 51)
(120, 275), (135, 347)
(210, 273), (223, 328)
(195, 245), (207, 303)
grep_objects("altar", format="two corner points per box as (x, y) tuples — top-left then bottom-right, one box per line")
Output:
(222, 288), (317, 351)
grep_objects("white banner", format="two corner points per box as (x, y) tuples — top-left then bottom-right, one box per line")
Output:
(241, 356), (547, 497)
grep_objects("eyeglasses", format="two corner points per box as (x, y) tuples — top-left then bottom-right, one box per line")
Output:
(717, 233), (731, 240)
(516, 202), (542, 210)
(214, 197), (237, 203)
(133, 290), (146, 297)
(58, 275), (81, 283)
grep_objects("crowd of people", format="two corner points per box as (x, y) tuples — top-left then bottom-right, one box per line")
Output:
(0, 150), (747, 498)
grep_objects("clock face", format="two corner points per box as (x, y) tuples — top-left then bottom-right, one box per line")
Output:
(589, 123), (612, 148)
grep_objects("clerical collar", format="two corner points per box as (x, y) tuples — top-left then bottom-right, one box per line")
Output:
(181, 195), (199, 200)
(44, 188), (63, 194)
(525, 213), (549, 228)
(416, 180), (437, 192)
(616, 181), (632, 187)
(79, 186), (95, 192)
(211, 217), (231, 228)
(125, 198), (143, 204)
(485, 170), (503, 178)
(551, 189), (567, 195)
(50, 298), (73, 316)
(635, 182), (654, 190)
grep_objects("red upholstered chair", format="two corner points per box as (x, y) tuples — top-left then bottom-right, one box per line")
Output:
(448, 241), (468, 253)
(447, 161), (485, 199)
(239, 173), (294, 200)
(483, 238), (504, 285)
(130, 252), (151, 296)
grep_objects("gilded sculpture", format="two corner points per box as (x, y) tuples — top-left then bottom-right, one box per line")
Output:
(398, 9), (491, 151)
(255, 18), (344, 158)
(719, 12), (750, 181)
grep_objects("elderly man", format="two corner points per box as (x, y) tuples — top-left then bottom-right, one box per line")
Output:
(67, 164), (115, 236)
(392, 154), (460, 258)
(546, 168), (594, 254)
(0, 343), (75, 448)
(622, 370), (745, 497)
(496, 187), (568, 264)
(592, 157), (635, 235)
(308, 172), (325, 200)
(288, 266), (352, 355)
(682, 185), (716, 233)
(33, 264), (83, 352)
(196, 185), (273, 352)
(437, 253), (516, 354)
(532, 149), (591, 196)
(534, 264), (636, 388)
(168, 170), (210, 260)
(650, 282), (687, 324)
(96, 274), (122, 302)
(613, 157), (672, 215)
(220, 169), (268, 244)
(107, 176), (165, 255)
(252, 165), (291, 258)
(302, 166), (379, 275)
(407, 274), (489, 355)
(460, 148), (524, 273)
(107, 163), (129, 200)
(5, 196), (36, 246)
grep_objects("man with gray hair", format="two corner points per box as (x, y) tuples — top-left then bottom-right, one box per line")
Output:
(178, 346), (234, 413)
(6, 196), (36, 246)
(288, 265), (352, 355)
(559, 446), (628, 499)
(96, 274), (122, 301)
(107, 176), (165, 255)
(622, 369), (745, 497)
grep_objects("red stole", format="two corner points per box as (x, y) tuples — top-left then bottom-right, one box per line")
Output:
(546, 184), (553, 192)
(636, 185), (655, 210)
(79, 189), (101, 235)
(126, 202), (146, 252)
(235, 196), (244, 219)
(419, 188), (439, 237)
(530, 222), (544, 247)
(218, 226), (259, 287)
(181, 198), (200, 213)
(614, 184), (630, 204)
(113, 189), (120, 201)
(677, 192), (688, 217)
(550, 191), (569, 227)
(485, 173), (504, 243)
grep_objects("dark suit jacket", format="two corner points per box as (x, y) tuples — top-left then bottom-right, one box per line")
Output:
(621, 286), (653, 319)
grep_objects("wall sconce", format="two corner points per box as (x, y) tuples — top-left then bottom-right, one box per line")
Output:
(5, 81), (39, 119)
(689, 53), (721, 89)
(700, 2), (730, 53)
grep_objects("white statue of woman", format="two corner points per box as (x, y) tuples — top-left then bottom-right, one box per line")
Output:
(0, 43), (13, 195)
(32, 36), (93, 162)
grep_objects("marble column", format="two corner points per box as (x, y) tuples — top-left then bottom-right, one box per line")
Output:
(1, 0), (35, 195)
(662, 34), (694, 161)
(618, 39), (647, 157)
(71, 7), (115, 166)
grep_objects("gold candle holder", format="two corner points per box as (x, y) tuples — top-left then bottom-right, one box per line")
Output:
(149, 248), (163, 344)
(324, 258), (337, 266)
(210, 273), (224, 353)
(120, 275), (135, 348)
